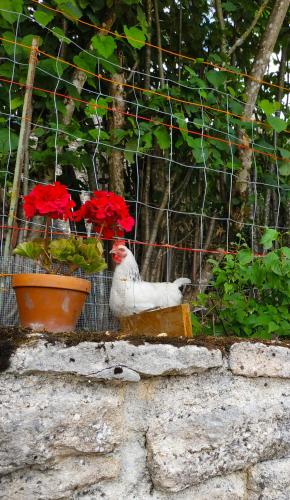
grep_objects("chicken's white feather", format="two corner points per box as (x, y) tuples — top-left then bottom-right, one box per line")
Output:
(109, 245), (191, 317)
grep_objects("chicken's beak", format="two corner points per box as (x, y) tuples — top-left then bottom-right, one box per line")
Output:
(110, 248), (116, 254)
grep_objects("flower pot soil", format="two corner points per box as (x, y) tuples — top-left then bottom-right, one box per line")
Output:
(12, 274), (91, 333)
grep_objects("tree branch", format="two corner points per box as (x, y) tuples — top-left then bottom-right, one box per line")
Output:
(214, 0), (227, 56)
(234, 0), (290, 207)
(228, 0), (270, 56)
(153, 0), (165, 85)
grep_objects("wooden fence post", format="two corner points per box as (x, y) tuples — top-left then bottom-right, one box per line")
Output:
(4, 37), (39, 258)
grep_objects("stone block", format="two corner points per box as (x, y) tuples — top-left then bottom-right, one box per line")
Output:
(247, 458), (290, 500)
(229, 342), (290, 378)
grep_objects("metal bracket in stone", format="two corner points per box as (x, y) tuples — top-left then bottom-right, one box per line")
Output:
(87, 365), (141, 382)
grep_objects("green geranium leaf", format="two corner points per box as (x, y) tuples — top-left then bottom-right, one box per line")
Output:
(13, 241), (44, 260)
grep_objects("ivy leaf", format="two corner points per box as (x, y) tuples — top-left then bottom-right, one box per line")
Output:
(73, 51), (96, 73)
(137, 6), (148, 31)
(260, 228), (279, 250)
(124, 25), (146, 49)
(153, 126), (170, 149)
(54, 0), (82, 20)
(0, 0), (23, 23)
(222, 1), (237, 11)
(206, 70), (227, 89)
(51, 27), (71, 44)
(279, 163), (290, 176)
(124, 138), (138, 164)
(267, 116), (287, 133)
(34, 9), (54, 26)
(91, 35), (116, 58)
(10, 96), (23, 109)
(259, 99), (280, 116)
(238, 249), (253, 265)
(0, 129), (18, 153)
(281, 247), (290, 259)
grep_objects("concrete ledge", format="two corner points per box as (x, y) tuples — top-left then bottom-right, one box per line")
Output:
(7, 339), (223, 380)
(229, 342), (290, 378)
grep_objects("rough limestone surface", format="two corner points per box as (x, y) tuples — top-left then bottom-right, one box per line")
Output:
(7, 339), (223, 378)
(1, 338), (290, 499)
(229, 342), (290, 378)
(247, 458), (290, 500)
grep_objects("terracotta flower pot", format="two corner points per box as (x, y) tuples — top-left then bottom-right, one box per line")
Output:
(12, 273), (91, 333)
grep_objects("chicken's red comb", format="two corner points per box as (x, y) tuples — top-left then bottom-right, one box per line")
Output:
(112, 239), (126, 248)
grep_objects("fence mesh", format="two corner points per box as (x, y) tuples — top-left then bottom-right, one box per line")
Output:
(0, 257), (118, 331)
(0, 4), (289, 331)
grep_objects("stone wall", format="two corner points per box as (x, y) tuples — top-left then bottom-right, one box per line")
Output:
(1, 338), (290, 499)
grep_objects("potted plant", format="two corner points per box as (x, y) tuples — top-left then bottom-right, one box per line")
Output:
(12, 182), (134, 333)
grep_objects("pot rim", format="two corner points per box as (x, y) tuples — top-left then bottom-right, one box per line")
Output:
(12, 273), (91, 293)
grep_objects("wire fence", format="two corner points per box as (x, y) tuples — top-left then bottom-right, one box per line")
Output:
(0, 5), (289, 331)
(0, 257), (118, 331)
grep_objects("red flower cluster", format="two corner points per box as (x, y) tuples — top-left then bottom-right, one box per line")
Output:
(74, 190), (135, 238)
(23, 182), (75, 220)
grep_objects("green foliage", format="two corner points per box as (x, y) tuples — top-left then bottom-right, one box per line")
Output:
(267, 116), (288, 133)
(92, 35), (116, 58)
(124, 25), (146, 49)
(13, 237), (107, 275)
(192, 231), (290, 339)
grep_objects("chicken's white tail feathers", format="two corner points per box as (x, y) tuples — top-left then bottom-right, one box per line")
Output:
(173, 277), (191, 288)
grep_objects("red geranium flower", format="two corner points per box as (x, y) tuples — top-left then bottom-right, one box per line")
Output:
(74, 190), (134, 238)
(23, 182), (75, 220)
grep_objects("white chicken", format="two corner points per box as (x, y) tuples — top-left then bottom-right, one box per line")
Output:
(109, 240), (191, 317)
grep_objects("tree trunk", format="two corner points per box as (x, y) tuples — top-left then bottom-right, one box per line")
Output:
(234, 0), (290, 211)
(108, 67), (125, 196)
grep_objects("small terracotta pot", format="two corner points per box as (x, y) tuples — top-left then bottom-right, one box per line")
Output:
(12, 273), (91, 333)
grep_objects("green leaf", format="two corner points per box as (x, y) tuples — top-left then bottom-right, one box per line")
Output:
(88, 129), (110, 141)
(137, 6), (148, 31)
(54, 0), (82, 20)
(153, 126), (170, 149)
(73, 51), (96, 73)
(37, 58), (68, 77)
(206, 70), (227, 89)
(34, 9), (54, 26)
(51, 27), (72, 44)
(0, 128), (18, 153)
(86, 97), (112, 118)
(124, 25), (146, 49)
(267, 116), (287, 133)
(259, 99), (280, 116)
(124, 138), (138, 164)
(281, 247), (290, 259)
(279, 162), (290, 176)
(1, 32), (16, 56)
(91, 35), (116, 58)
(222, 1), (237, 11)
(260, 228), (279, 250)
(13, 241), (44, 260)
(238, 249), (253, 265)
(10, 96), (23, 109)
(0, 0), (23, 23)
(279, 148), (290, 159)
